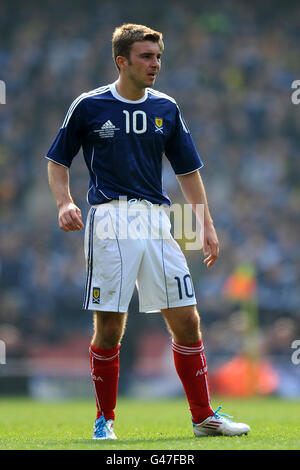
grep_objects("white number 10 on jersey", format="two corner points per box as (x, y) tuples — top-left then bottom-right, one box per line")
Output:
(123, 110), (147, 134)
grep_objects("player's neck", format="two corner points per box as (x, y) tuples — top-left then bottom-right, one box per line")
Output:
(115, 77), (146, 101)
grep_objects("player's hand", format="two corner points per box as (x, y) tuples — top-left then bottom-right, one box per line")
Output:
(203, 221), (219, 268)
(58, 202), (84, 232)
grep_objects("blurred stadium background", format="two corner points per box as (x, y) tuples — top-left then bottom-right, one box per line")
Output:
(0, 0), (300, 402)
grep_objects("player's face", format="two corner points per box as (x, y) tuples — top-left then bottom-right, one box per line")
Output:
(126, 40), (162, 88)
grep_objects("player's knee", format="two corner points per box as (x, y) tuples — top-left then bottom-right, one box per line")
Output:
(104, 320), (124, 342)
(174, 308), (201, 343)
(182, 310), (200, 333)
(93, 312), (127, 348)
(163, 305), (202, 342)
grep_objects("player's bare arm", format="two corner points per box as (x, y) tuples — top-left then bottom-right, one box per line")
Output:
(177, 170), (219, 268)
(47, 160), (84, 232)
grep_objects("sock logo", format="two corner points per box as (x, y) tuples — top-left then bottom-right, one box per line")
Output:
(91, 374), (103, 382)
(92, 287), (101, 304)
(196, 367), (207, 376)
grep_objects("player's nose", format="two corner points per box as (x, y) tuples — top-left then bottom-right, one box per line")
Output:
(151, 56), (160, 68)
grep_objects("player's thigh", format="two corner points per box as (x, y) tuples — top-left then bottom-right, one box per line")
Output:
(83, 206), (144, 312)
(137, 234), (197, 312)
(93, 310), (128, 330)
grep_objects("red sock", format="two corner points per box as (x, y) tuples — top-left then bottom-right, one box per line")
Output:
(172, 340), (214, 424)
(89, 344), (120, 421)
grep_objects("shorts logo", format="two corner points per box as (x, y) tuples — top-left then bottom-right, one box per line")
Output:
(155, 117), (163, 134)
(92, 287), (101, 304)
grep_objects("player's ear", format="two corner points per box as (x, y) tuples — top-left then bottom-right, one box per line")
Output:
(116, 55), (128, 71)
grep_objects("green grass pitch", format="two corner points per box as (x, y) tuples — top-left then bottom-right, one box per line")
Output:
(0, 396), (299, 450)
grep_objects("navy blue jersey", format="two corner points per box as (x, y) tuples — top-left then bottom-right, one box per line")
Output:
(46, 82), (203, 205)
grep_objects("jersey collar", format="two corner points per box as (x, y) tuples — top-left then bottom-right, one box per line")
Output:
(109, 81), (148, 104)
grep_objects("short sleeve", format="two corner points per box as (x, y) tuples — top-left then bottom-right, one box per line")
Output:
(45, 96), (85, 168)
(165, 104), (203, 175)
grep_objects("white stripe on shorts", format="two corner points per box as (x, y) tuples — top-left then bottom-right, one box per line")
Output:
(83, 207), (97, 309)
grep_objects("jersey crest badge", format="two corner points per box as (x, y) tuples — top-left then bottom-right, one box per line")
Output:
(155, 118), (163, 134)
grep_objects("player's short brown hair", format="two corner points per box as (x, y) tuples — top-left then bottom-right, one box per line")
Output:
(112, 23), (164, 70)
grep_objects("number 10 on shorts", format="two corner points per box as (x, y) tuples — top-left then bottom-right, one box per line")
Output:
(175, 274), (194, 299)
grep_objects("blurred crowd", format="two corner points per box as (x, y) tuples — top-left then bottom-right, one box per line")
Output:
(0, 0), (300, 376)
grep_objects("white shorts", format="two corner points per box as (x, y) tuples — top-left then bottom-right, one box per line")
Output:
(83, 199), (196, 313)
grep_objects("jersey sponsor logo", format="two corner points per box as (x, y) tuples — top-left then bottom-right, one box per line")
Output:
(92, 287), (101, 303)
(93, 120), (120, 138)
(155, 117), (163, 134)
